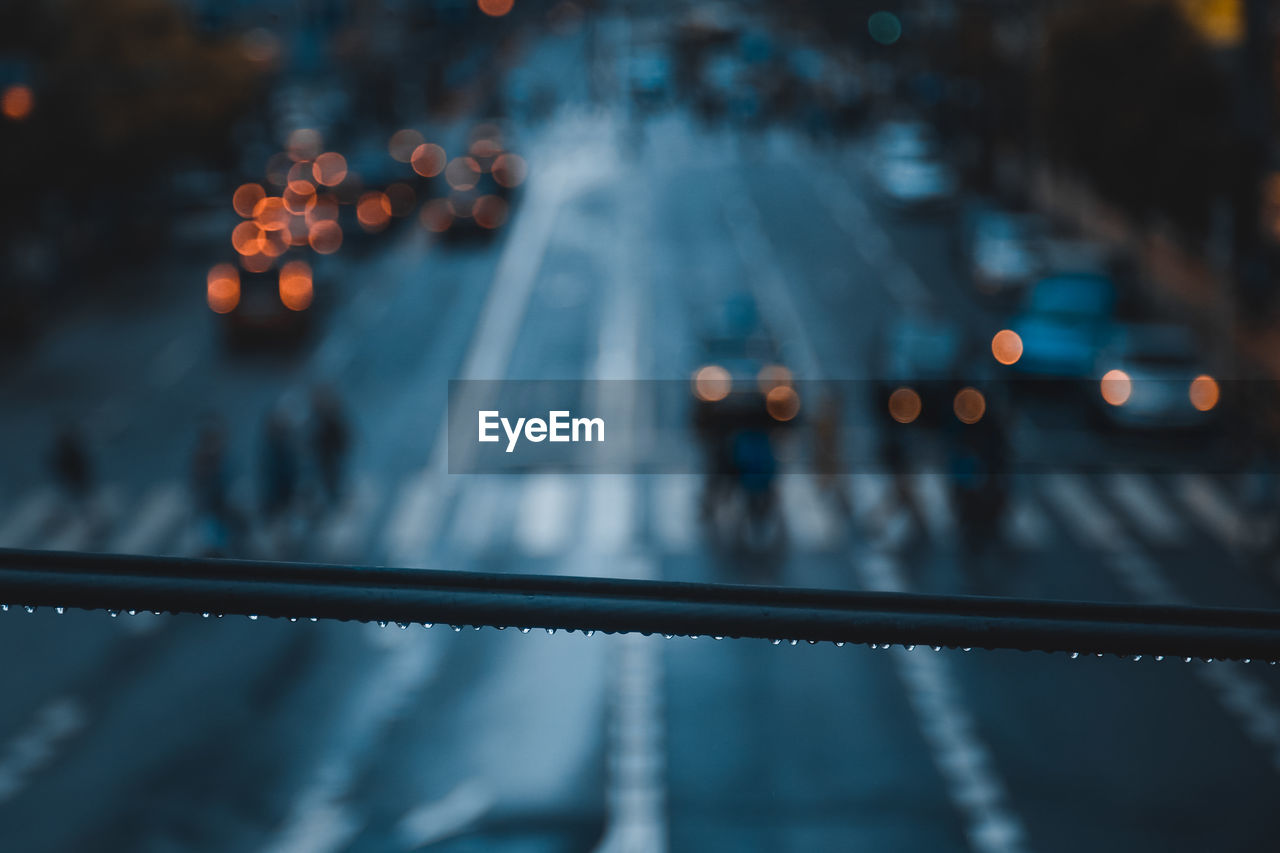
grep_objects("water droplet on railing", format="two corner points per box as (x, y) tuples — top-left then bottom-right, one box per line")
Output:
(377, 620), (388, 628)
(289, 617), (297, 622)
(1132, 655), (1142, 661)
(247, 614), (259, 621)
(835, 641), (845, 647)
(55, 607), (64, 615)
(770, 639), (782, 645)
(962, 647), (972, 653)
(452, 625), (463, 632)
(788, 639), (798, 646)
(423, 623), (434, 629)
(585, 630), (595, 637)
(1070, 652), (1080, 659)
(1154, 655), (1164, 661)
(663, 634), (674, 640)
(1243, 658), (1252, 664)
(0, 604), (7, 612)
(309, 617), (317, 622)
(546, 628), (556, 635)
(127, 610), (137, 617)
(396, 622), (409, 629)
(24, 605), (35, 614)
(713, 636), (724, 641)
(1184, 657), (1193, 663)
(108, 610), (119, 618)
(519, 627), (530, 633)
(905, 645), (915, 651)
(201, 612), (210, 619)
(931, 645), (942, 652)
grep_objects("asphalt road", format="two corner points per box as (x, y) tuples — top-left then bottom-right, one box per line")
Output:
(3, 16), (1280, 853)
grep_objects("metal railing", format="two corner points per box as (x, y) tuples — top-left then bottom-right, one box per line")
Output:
(1, 548), (1278, 662)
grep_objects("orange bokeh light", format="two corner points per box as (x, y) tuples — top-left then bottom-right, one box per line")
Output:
(308, 220), (343, 254)
(888, 387), (921, 424)
(356, 192), (392, 231)
(305, 194), (339, 226)
(241, 252), (273, 273)
(492, 153), (527, 188)
(692, 365), (732, 402)
(232, 183), (266, 218)
(283, 180), (316, 214)
(206, 264), (240, 314)
(1100, 369), (1132, 406)
(410, 143), (447, 178)
(2, 84), (33, 121)
(253, 196), (290, 231)
(473, 194), (509, 229)
(478, 0), (515, 17)
(279, 260), (313, 311)
(1189, 375), (1220, 412)
(232, 221), (266, 255)
(312, 152), (348, 187)
(766, 385), (801, 422)
(389, 129), (425, 163)
(953, 387), (986, 424)
(420, 199), (454, 233)
(991, 329), (1023, 366)
(445, 157), (482, 191)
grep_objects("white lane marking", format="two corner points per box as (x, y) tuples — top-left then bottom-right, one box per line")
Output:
(858, 552), (1031, 853)
(0, 487), (57, 547)
(379, 146), (598, 563)
(261, 630), (444, 853)
(1176, 474), (1246, 548)
(111, 482), (187, 555)
(515, 475), (576, 556)
(583, 476), (633, 554)
(809, 171), (931, 308)
(1049, 476), (1280, 776)
(385, 472), (437, 567)
(1005, 494), (1050, 550)
(449, 478), (510, 554)
(1106, 473), (1184, 547)
(651, 477), (698, 553)
(731, 172), (1030, 852)
(319, 475), (379, 561)
(0, 698), (87, 803)
(397, 779), (493, 849)
(907, 473), (953, 541)
(593, 560), (667, 853)
(778, 475), (842, 550)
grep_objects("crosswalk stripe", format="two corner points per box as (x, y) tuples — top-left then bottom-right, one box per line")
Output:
(778, 476), (842, 550)
(1041, 474), (1123, 550)
(514, 475), (575, 556)
(583, 476), (633, 554)
(1106, 473), (1184, 547)
(111, 482), (187, 555)
(0, 487), (58, 547)
(650, 476), (699, 553)
(449, 478), (512, 553)
(1005, 494), (1050, 550)
(1176, 474), (1246, 548)
(908, 473), (953, 541)
(320, 476), (379, 561)
(384, 470), (437, 565)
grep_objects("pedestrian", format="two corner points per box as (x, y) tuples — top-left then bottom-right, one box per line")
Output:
(191, 415), (239, 555)
(260, 408), (299, 521)
(310, 385), (350, 506)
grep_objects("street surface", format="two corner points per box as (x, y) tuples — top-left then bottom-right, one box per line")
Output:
(2, 12), (1280, 853)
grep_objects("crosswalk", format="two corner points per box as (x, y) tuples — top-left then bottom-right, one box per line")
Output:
(0, 470), (1269, 567)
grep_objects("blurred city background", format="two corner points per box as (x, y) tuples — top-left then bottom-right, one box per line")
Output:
(3, 0), (1280, 849)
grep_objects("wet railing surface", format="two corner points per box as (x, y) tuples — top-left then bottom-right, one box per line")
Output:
(2, 548), (1278, 663)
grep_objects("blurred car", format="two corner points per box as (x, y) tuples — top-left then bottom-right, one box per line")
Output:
(430, 123), (524, 241)
(869, 120), (958, 211)
(214, 256), (318, 347)
(960, 206), (1045, 299)
(1092, 323), (1220, 429)
(1005, 273), (1116, 379)
(871, 316), (967, 425)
